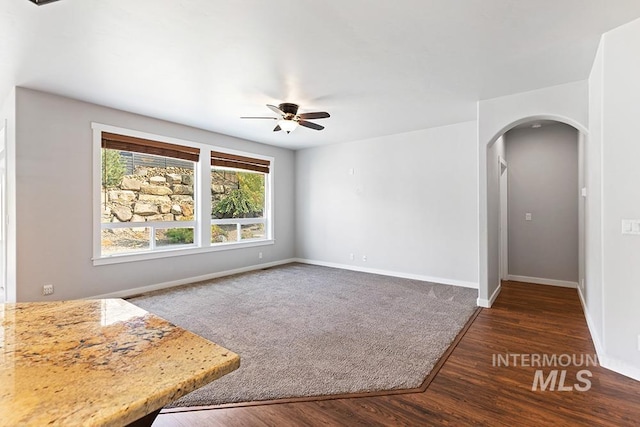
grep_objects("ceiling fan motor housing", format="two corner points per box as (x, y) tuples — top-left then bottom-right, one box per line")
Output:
(279, 103), (299, 117)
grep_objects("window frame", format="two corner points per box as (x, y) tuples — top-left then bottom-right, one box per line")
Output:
(92, 123), (274, 265)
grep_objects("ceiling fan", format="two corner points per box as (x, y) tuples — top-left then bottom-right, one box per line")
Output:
(241, 103), (330, 134)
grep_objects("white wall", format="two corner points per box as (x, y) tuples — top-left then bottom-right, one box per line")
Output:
(577, 132), (586, 297)
(597, 18), (640, 377)
(478, 19), (640, 380)
(505, 123), (579, 284)
(296, 121), (479, 288)
(486, 136), (505, 303)
(14, 88), (296, 301)
(478, 81), (589, 303)
(1, 88), (16, 302)
(584, 38), (605, 350)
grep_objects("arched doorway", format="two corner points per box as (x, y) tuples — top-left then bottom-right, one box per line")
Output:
(479, 115), (588, 307)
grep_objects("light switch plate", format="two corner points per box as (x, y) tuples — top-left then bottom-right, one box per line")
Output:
(525, 213), (532, 221)
(622, 219), (640, 235)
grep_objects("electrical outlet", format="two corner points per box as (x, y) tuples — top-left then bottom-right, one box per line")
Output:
(258, 252), (263, 259)
(43, 284), (54, 296)
(362, 255), (367, 262)
(349, 253), (354, 261)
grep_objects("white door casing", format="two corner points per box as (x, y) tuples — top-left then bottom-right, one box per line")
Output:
(499, 157), (508, 281)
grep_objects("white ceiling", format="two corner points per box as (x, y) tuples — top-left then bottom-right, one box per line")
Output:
(3, 1), (640, 150)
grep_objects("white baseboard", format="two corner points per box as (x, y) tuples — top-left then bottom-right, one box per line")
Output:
(90, 256), (479, 299)
(577, 287), (640, 382)
(87, 258), (297, 299)
(294, 258), (479, 289)
(598, 355), (640, 382)
(507, 274), (577, 289)
(577, 287), (605, 356)
(477, 282), (502, 308)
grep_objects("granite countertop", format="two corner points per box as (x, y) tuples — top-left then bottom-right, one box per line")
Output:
(0, 299), (240, 426)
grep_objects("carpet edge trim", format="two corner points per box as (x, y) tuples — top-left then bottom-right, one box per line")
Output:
(160, 306), (483, 414)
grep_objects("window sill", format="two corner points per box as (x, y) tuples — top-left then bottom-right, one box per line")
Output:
(92, 239), (275, 266)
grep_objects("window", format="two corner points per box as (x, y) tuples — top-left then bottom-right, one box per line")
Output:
(93, 124), (273, 264)
(211, 151), (269, 245)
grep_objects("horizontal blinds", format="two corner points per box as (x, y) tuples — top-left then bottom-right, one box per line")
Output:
(101, 132), (200, 162)
(101, 133), (268, 172)
(211, 151), (270, 174)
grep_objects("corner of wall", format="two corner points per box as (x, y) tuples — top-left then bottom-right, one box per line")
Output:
(577, 286), (604, 356)
(1, 87), (17, 302)
(477, 281), (501, 308)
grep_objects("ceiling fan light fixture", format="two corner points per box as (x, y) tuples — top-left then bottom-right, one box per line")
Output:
(242, 103), (329, 134)
(278, 118), (298, 134)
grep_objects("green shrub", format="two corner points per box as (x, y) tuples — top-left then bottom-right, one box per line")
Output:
(238, 172), (264, 207)
(165, 228), (194, 244)
(212, 187), (262, 218)
(212, 171), (264, 219)
(101, 149), (125, 188)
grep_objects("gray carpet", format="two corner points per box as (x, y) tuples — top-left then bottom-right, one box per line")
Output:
(128, 263), (478, 407)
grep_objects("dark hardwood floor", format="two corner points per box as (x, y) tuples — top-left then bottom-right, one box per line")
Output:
(152, 281), (640, 426)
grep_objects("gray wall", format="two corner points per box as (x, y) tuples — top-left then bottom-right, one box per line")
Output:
(295, 121), (479, 288)
(14, 88), (296, 301)
(505, 123), (579, 283)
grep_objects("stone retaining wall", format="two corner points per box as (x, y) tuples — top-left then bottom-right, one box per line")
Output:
(101, 167), (240, 224)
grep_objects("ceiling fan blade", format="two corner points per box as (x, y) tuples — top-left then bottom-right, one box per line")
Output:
(273, 125), (282, 132)
(298, 120), (324, 131)
(267, 104), (285, 116)
(240, 116), (278, 119)
(298, 112), (330, 120)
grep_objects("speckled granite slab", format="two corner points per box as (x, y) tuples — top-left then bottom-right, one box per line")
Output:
(0, 299), (239, 426)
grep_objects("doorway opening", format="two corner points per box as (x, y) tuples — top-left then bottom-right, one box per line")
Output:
(486, 118), (585, 305)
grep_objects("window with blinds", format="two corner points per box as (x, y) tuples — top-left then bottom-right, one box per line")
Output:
(99, 131), (199, 256)
(93, 123), (273, 263)
(210, 151), (269, 245)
